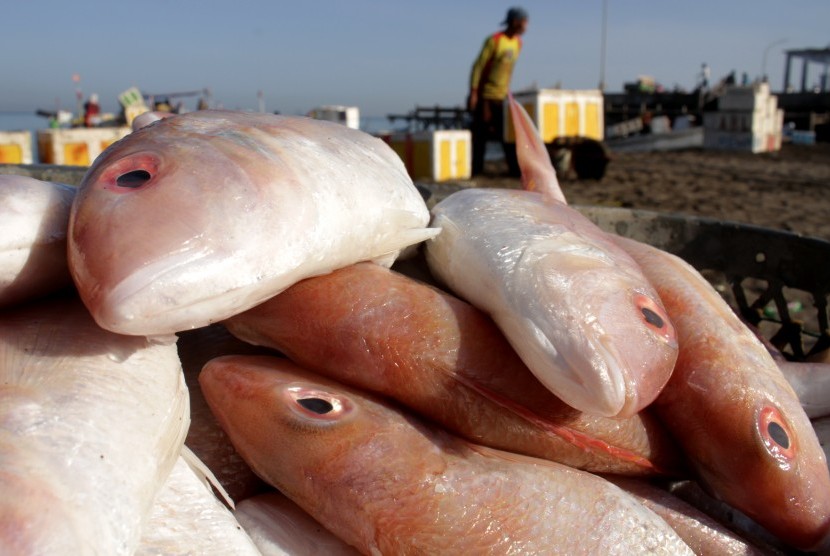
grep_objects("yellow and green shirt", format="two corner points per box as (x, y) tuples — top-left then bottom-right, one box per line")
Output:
(470, 32), (523, 101)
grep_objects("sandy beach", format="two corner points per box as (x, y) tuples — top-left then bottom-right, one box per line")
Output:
(440, 142), (830, 242)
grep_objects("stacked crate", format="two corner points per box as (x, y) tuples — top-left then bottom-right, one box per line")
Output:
(703, 83), (783, 153)
(0, 131), (33, 164)
(504, 89), (604, 143)
(37, 127), (131, 166)
(382, 130), (471, 182)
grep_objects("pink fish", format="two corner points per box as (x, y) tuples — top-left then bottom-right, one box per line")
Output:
(200, 355), (694, 554)
(615, 235), (830, 550)
(424, 97), (678, 417)
(607, 477), (776, 556)
(225, 262), (683, 475)
(68, 110), (437, 335)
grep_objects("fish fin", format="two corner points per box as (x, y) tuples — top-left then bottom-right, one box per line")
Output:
(455, 373), (659, 472)
(508, 93), (568, 205)
(180, 445), (236, 510)
(466, 442), (567, 469)
(369, 227), (441, 267)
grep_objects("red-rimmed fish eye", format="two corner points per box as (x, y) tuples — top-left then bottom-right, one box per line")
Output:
(98, 152), (161, 193)
(116, 169), (152, 189)
(285, 385), (353, 423)
(758, 405), (796, 467)
(634, 293), (677, 347)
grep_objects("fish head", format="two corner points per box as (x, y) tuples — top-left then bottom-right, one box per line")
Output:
(589, 284), (678, 416)
(692, 391), (830, 550)
(199, 355), (430, 494)
(524, 248), (678, 418)
(68, 111), (316, 335)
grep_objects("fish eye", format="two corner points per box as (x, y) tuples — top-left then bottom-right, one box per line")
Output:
(633, 293), (676, 347)
(297, 397), (334, 415)
(767, 421), (790, 449)
(116, 169), (152, 189)
(285, 385), (351, 423)
(758, 406), (796, 466)
(641, 307), (664, 328)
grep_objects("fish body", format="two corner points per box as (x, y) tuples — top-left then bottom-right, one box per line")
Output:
(135, 454), (261, 556)
(200, 355), (694, 555)
(425, 188), (677, 417)
(0, 175), (75, 307)
(615, 236), (830, 550)
(68, 110), (437, 335)
(608, 477), (774, 556)
(0, 297), (189, 555)
(225, 262), (683, 475)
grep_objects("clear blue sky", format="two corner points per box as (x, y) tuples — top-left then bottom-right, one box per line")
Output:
(3, 1), (828, 117)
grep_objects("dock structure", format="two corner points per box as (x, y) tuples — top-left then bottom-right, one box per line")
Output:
(783, 48), (830, 93)
(779, 48), (830, 137)
(386, 106), (469, 132)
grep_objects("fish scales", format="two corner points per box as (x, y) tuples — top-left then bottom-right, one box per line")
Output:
(0, 297), (189, 554)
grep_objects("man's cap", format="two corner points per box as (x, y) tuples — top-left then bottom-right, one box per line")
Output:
(502, 7), (528, 25)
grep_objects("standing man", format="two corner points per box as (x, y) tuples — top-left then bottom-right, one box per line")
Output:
(468, 7), (528, 177)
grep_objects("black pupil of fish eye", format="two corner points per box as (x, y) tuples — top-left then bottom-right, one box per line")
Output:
(768, 421), (790, 449)
(641, 307), (664, 328)
(116, 170), (152, 188)
(297, 397), (334, 414)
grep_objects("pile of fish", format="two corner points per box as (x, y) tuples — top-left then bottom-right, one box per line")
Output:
(2, 99), (830, 555)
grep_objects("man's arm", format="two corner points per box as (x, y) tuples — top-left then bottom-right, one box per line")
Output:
(468, 36), (495, 111)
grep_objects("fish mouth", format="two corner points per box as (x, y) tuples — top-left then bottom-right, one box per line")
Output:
(95, 247), (224, 335)
(521, 319), (626, 418)
(591, 333), (630, 416)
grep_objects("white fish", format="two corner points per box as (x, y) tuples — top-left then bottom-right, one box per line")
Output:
(68, 110), (438, 335)
(135, 453), (261, 556)
(0, 297), (189, 555)
(0, 174), (75, 308)
(424, 97), (678, 418)
(236, 492), (361, 556)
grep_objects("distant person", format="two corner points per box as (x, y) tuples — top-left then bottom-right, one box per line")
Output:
(83, 93), (101, 127)
(700, 63), (711, 90)
(468, 6), (528, 177)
